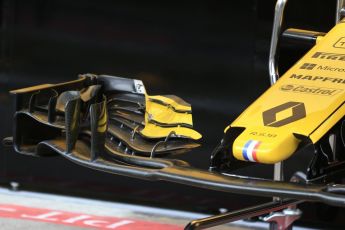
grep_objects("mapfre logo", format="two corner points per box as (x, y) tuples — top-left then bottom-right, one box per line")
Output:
(280, 84), (342, 96)
(289, 74), (345, 84)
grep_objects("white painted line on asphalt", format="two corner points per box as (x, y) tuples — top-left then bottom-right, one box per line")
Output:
(0, 207), (16, 212)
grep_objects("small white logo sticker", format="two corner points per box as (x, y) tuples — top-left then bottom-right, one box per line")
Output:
(133, 80), (146, 94)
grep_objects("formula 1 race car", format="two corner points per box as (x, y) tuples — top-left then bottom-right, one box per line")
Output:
(3, 0), (345, 229)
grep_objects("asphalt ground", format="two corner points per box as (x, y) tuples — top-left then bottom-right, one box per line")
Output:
(0, 187), (267, 230)
(0, 186), (318, 230)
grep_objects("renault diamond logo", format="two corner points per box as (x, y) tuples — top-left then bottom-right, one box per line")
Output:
(263, 102), (306, 127)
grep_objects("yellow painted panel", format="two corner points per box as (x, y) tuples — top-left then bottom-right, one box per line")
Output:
(229, 22), (345, 164)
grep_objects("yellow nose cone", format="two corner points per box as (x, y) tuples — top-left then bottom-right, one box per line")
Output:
(232, 126), (300, 164)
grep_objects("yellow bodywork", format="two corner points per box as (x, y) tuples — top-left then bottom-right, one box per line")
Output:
(146, 97), (192, 126)
(148, 95), (191, 112)
(229, 21), (345, 164)
(140, 124), (202, 140)
(141, 94), (202, 140)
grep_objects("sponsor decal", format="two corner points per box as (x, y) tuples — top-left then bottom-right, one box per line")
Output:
(334, 37), (345, 49)
(299, 62), (345, 72)
(262, 102), (306, 127)
(289, 74), (345, 84)
(312, 52), (345, 61)
(280, 84), (342, 96)
(249, 132), (277, 138)
(317, 65), (345, 72)
(300, 63), (317, 70)
(242, 140), (261, 162)
(133, 80), (146, 94)
(0, 204), (180, 230)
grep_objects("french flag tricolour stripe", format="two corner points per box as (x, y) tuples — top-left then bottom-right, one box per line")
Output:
(242, 140), (261, 162)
